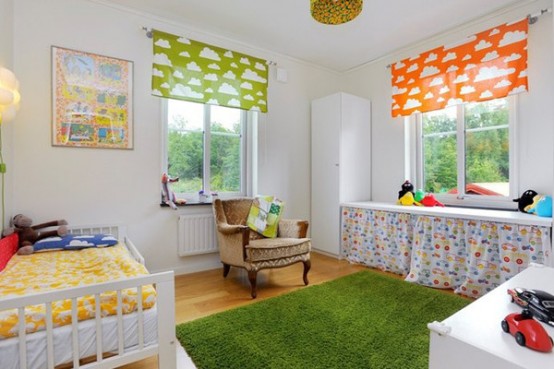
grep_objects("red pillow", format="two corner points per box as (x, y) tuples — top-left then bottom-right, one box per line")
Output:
(0, 233), (19, 272)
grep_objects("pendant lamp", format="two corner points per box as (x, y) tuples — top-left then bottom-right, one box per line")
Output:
(310, 0), (363, 25)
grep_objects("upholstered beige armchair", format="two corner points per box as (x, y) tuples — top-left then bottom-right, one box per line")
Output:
(213, 198), (311, 298)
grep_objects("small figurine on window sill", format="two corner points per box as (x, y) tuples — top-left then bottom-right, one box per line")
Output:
(161, 173), (186, 210)
(527, 195), (553, 217)
(397, 191), (422, 206)
(398, 180), (415, 199)
(513, 189), (538, 213)
(198, 190), (209, 203)
(420, 194), (445, 207)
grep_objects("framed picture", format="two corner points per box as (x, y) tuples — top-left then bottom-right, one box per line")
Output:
(51, 46), (133, 149)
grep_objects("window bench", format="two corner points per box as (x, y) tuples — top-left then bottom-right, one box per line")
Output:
(340, 202), (552, 298)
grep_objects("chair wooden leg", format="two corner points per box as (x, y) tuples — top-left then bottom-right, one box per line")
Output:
(223, 263), (231, 278)
(248, 270), (258, 299)
(303, 260), (311, 285)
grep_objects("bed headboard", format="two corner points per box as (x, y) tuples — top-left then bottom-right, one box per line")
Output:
(68, 224), (127, 239)
(66, 224), (145, 265)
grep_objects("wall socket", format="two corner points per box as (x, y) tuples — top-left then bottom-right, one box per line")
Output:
(276, 67), (288, 83)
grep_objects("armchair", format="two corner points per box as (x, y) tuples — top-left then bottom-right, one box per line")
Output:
(213, 198), (311, 298)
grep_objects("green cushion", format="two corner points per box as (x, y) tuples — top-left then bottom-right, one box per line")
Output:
(247, 195), (284, 238)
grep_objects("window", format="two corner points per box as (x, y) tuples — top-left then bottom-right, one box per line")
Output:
(412, 97), (516, 208)
(164, 99), (252, 198)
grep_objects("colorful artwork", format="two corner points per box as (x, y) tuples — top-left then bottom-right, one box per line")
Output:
(341, 206), (552, 298)
(52, 47), (133, 149)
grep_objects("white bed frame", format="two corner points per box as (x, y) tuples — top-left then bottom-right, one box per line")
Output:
(0, 224), (177, 369)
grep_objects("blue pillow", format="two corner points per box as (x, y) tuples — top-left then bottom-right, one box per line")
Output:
(33, 234), (118, 252)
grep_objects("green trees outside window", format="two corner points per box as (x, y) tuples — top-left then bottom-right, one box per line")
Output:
(422, 98), (510, 196)
(167, 100), (244, 195)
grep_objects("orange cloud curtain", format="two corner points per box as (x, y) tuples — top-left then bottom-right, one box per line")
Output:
(391, 18), (528, 118)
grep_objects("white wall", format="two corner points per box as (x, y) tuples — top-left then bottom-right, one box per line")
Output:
(0, 0), (13, 68)
(0, 0), (14, 232)
(341, 0), (554, 202)
(11, 0), (340, 273)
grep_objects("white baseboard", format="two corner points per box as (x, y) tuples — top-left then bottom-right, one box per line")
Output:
(150, 253), (222, 276)
(311, 248), (341, 259)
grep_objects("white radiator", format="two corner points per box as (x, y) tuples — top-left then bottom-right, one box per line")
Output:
(177, 214), (218, 256)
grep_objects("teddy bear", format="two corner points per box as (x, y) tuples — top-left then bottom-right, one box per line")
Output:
(2, 214), (69, 255)
(161, 173), (186, 209)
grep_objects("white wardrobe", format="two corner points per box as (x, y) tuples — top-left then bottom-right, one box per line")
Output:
(311, 92), (371, 255)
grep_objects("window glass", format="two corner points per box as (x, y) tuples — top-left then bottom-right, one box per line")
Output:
(417, 97), (514, 205)
(210, 106), (242, 193)
(166, 100), (246, 196)
(421, 106), (457, 194)
(464, 99), (509, 196)
(167, 100), (204, 193)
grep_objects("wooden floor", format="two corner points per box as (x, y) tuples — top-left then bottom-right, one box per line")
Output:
(119, 252), (366, 369)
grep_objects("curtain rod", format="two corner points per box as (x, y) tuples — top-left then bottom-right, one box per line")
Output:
(142, 26), (153, 38)
(385, 8), (552, 69)
(528, 7), (552, 24)
(141, 26), (277, 66)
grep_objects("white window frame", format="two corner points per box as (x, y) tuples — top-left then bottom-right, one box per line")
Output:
(161, 100), (255, 201)
(407, 95), (518, 210)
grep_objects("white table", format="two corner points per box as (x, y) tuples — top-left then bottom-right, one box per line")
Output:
(429, 264), (554, 369)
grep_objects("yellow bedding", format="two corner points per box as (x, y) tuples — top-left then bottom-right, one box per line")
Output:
(0, 243), (156, 339)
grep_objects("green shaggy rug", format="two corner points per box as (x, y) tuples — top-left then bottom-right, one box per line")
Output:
(176, 270), (471, 369)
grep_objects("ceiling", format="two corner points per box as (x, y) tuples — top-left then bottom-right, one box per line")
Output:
(103, 0), (528, 72)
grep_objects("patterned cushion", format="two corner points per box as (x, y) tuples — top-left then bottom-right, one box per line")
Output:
(246, 238), (311, 262)
(247, 195), (284, 238)
(33, 234), (118, 252)
(0, 233), (18, 271)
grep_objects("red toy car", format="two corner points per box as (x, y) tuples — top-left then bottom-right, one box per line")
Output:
(501, 312), (553, 352)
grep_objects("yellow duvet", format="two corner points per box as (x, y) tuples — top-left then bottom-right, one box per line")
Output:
(0, 244), (156, 339)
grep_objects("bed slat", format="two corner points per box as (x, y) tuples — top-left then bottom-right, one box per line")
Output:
(46, 302), (54, 369)
(95, 293), (103, 363)
(137, 285), (144, 350)
(69, 225), (121, 239)
(117, 290), (124, 355)
(157, 275), (177, 369)
(124, 236), (144, 265)
(72, 297), (79, 368)
(18, 307), (27, 369)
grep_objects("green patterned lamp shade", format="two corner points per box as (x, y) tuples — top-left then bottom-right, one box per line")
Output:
(310, 0), (363, 25)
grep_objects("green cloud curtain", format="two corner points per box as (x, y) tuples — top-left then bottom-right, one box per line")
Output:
(151, 30), (268, 112)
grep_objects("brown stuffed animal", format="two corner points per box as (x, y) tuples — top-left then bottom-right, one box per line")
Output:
(2, 214), (68, 255)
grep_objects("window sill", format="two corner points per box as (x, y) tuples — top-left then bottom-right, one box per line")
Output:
(340, 201), (553, 227)
(160, 201), (212, 208)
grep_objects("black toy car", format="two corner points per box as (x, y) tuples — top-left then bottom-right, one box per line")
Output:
(508, 287), (554, 327)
